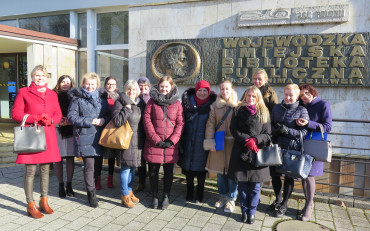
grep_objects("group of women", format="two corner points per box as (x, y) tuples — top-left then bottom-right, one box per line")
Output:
(13, 65), (332, 225)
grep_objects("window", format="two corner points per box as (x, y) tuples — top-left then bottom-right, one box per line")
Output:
(97, 12), (128, 45)
(19, 14), (70, 37)
(0, 20), (17, 27)
(78, 13), (87, 48)
(96, 50), (128, 89)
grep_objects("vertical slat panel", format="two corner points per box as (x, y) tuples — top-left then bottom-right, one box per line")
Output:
(329, 159), (340, 194)
(339, 158), (355, 196)
(353, 161), (365, 196)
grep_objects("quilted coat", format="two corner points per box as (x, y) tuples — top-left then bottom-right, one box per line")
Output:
(203, 90), (238, 174)
(143, 85), (184, 164)
(12, 83), (62, 164)
(112, 93), (146, 167)
(179, 88), (217, 172)
(67, 87), (111, 157)
(227, 105), (271, 182)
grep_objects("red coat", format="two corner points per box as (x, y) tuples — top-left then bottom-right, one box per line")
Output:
(143, 98), (184, 164)
(12, 84), (62, 164)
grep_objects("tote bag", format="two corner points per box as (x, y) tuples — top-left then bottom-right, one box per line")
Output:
(14, 114), (46, 153)
(99, 120), (133, 149)
(255, 143), (282, 167)
(303, 124), (332, 162)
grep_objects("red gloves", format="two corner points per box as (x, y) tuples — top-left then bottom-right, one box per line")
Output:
(35, 113), (53, 126)
(244, 138), (260, 153)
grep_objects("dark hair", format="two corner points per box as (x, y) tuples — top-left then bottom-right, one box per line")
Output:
(53, 75), (74, 93)
(299, 84), (319, 97)
(104, 76), (117, 86)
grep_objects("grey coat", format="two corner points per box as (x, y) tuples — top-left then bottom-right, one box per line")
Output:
(112, 93), (146, 167)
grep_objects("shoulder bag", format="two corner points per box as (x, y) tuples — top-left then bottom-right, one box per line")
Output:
(255, 136), (282, 167)
(99, 119), (133, 149)
(303, 124), (332, 162)
(275, 131), (314, 179)
(14, 114), (47, 153)
(214, 107), (232, 151)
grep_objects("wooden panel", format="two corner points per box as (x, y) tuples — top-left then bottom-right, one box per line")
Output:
(353, 161), (365, 197)
(339, 158), (355, 196)
(329, 159), (340, 194)
(364, 160), (370, 198)
(316, 162), (331, 193)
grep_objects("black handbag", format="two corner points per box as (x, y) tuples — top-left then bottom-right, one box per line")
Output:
(275, 131), (314, 179)
(14, 114), (47, 153)
(255, 137), (282, 167)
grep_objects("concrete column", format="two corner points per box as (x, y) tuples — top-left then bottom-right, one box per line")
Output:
(86, 9), (96, 72)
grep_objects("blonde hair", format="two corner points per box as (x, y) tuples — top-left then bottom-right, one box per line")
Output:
(252, 68), (268, 82)
(284, 84), (300, 100)
(31, 65), (49, 78)
(80, 72), (100, 88)
(240, 86), (270, 124)
(123, 80), (140, 99)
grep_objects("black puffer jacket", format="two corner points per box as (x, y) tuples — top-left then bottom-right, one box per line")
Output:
(271, 101), (309, 150)
(227, 106), (271, 182)
(112, 93), (146, 167)
(67, 88), (111, 157)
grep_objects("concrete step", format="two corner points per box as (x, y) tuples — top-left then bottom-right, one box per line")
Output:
(0, 151), (15, 158)
(0, 145), (13, 152)
(0, 155), (16, 164)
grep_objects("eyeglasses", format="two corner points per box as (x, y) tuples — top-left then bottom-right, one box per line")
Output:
(107, 83), (116, 86)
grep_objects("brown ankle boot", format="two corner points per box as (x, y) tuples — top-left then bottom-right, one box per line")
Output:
(39, 197), (54, 214)
(121, 195), (135, 208)
(129, 191), (140, 203)
(27, 201), (44, 219)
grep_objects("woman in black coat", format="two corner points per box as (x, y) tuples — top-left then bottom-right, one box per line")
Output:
(112, 80), (146, 208)
(228, 86), (271, 224)
(270, 84), (309, 217)
(67, 72), (111, 208)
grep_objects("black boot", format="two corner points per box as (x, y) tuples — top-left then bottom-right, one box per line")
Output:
(196, 185), (204, 203)
(186, 184), (194, 201)
(161, 193), (169, 209)
(59, 183), (66, 198)
(151, 193), (159, 209)
(66, 182), (75, 197)
(87, 189), (99, 208)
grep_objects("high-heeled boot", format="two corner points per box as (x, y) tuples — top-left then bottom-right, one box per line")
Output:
(27, 201), (44, 219)
(39, 197), (54, 214)
(59, 182), (66, 198)
(121, 195), (135, 208)
(129, 191), (140, 203)
(151, 193), (159, 209)
(66, 182), (75, 197)
(161, 193), (169, 210)
(87, 189), (99, 208)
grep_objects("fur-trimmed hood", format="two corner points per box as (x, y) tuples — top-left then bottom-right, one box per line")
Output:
(214, 90), (238, 109)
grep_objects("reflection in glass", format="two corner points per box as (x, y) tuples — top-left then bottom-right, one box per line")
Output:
(78, 13), (87, 48)
(19, 14), (70, 37)
(78, 51), (87, 84)
(97, 12), (128, 45)
(0, 20), (17, 27)
(96, 50), (128, 89)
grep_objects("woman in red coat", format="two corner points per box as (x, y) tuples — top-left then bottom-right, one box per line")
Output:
(143, 76), (184, 209)
(12, 65), (62, 219)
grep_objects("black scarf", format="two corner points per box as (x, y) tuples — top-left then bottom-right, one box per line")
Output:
(57, 90), (73, 138)
(149, 85), (179, 106)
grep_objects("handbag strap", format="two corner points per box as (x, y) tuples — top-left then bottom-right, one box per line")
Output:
(21, 114), (30, 127)
(308, 123), (325, 141)
(299, 131), (304, 156)
(215, 107), (232, 131)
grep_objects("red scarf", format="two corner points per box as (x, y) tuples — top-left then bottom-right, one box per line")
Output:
(32, 82), (48, 98)
(194, 95), (210, 108)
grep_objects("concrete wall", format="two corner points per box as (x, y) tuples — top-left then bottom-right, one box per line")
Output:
(27, 44), (76, 89)
(129, 0), (370, 156)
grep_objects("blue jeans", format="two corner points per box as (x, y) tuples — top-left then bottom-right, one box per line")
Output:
(217, 174), (238, 201)
(238, 182), (261, 216)
(119, 166), (136, 196)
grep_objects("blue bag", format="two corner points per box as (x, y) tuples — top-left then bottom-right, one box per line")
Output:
(215, 131), (225, 151)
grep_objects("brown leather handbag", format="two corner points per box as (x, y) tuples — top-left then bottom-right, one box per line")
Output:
(99, 120), (133, 149)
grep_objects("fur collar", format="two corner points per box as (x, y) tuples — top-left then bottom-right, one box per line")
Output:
(215, 90), (238, 109)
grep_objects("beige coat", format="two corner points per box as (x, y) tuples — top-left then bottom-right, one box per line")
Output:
(203, 91), (238, 174)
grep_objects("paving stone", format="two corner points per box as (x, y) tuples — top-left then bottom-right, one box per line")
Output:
(262, 216), (283, 227)
(142, 218), (168, 231)
(208, 213), (228, 225)
(78, 225), (100, 231)
(315, 202), (331, 212)
(89, 214), (116, 228)
(315, 210), (333, 221)
(120, 221), (146, 231)
(351, 216), (369, 227)
(177, 207), (196, 219)
(316, 219), (335, 230)
(165, 216), (189, 230)
(348, 207), (367, 219)
(334, 216), (355, 229)
(39, 218), (70, 231)
(201, 222), (223, 231)
(187, 215), (210, 228)
(64, 216), (93, 230)
(111, 213), (136, 226)
(0, 222), (21, 230)
(241, 219), (263, 230)
(181, 225), (202, 231)
(331, 207), (350, 218)
(353, 226), (370, 231)
(156, 209), (178, 221)
(134, 210), (158, 223)
(221, 220), (243, 231)
(336, 227), (354, 231)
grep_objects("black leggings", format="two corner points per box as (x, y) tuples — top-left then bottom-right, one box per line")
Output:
(148, 163), (174, 195)
(271, 175), (294, 209)
(54, 157), (75, 183)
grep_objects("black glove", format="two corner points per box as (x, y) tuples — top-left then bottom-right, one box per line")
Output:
(156, 141), (166, 148)
(163, 139), (174, 149)
(275, 123), (289, 135)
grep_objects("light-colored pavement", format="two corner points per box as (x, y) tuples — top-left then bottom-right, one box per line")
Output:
(0, 164), (369, 231)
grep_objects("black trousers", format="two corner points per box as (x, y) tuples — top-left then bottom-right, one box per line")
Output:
(148, 163), (174, 196)
(184, 170), (207, 201)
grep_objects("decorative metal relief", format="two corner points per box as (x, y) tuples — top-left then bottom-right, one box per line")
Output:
(150, 42), (201, 83)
